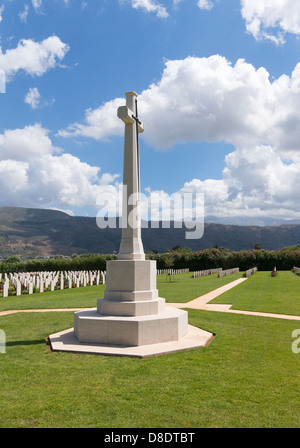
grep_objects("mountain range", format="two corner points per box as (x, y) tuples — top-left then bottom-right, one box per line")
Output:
(0, 206), (299, 258)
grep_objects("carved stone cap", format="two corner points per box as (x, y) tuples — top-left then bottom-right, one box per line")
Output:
(125, 91), (138, 97)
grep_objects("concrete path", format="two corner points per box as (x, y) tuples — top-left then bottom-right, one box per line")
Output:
(0, 308), (89, 316)
(167, 278), (247, 309)
(1, 277), (300, 321)
(166, 277), (300, 321)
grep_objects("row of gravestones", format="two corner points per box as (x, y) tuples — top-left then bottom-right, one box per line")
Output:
(0, 270), (106, 297)
(218, 267), (240, 278)
(157, 269), (189, 275)
(193, 268), (223, 278)
(245, 267), (258, 277)
(193, 267), (258, 279)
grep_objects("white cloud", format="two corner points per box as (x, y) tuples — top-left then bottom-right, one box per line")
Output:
(140, 55), (271, 149)
(0, 159), (29, 195)
(0, 36), (70, 80)
(0, 4), (4, 22)
(140, 56), (300, 154)
(176, 144), (300, 220)
(100, 173), (120, 186)
(19, 4), (30, 23)
(24, 87), (41, 109)
(0, 68), (5, 93)
(127, 0), (168, 18)
(174, 0), (216, 12)
(241, 0), (300, 43)
(0, 124), (55, 162)
(57, 97), (124, 139)
(59, 55), (300, 219)
(50, 207), (74, 216)
(32, 0), (43, 11)
(63, 55), (300, 153)
(197, 0), (214, 11)
(0, 124), (120, 210)
(24, 87), (55, 109)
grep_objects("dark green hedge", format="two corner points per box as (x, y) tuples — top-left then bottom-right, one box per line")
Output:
(147, 247), (300, 271)
(1, 247), (300, 273)
(0, 253), (117, 274)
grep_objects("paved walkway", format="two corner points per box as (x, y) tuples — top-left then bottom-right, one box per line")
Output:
(166, 277), (300, 321)
(167, 278), (247, 309)
(1, 277), (300, 321)
(0, 308), (89, 316)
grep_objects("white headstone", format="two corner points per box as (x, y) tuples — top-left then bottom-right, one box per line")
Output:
(2, 280), (9, 298)
(60, 275), (64, 290)
(28, 282), (33, 295)
(16, 281), (21, 296)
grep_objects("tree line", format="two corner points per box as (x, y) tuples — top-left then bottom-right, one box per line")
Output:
(0, 253), (117, 274)
(147, 246), (300, 271)
(1, 246), (300, 274)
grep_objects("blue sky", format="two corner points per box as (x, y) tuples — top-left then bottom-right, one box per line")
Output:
(1, 0), (300, 224)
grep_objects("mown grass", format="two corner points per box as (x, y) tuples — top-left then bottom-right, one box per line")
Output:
(0, 284), (106, 311)
(157, 271), (243, 303)
(0, 270), (299, 428)
(210, 271), (300, 316)
(0, 309), (299, 428)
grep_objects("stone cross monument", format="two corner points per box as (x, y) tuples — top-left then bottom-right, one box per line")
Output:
(97, 92), (162, 316)
(49, 92), (214, 357)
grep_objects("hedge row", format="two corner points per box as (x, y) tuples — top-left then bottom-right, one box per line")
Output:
(1, 247), (300, 274)
(0, 254), (117, 274)
(147, 247), (300, 271)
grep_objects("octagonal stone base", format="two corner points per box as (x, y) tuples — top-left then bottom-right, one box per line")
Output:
(48, 324), (214, 358)
(48, 256), (215, 358)
(74, 306), (188, 346)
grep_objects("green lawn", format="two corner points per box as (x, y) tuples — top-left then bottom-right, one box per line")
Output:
(0, 284), (106, 311)
(157, 271), (243, 303)
(0, 309), (299, 428)
(0, 270), (300, 428)
(210, 271), (300, 316)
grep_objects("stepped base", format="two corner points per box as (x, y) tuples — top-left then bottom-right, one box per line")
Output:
(97, 297), (165, 316)
(74, 306), (188, 346)
(49, 324), (214, 358)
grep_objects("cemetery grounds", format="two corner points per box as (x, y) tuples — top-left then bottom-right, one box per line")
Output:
(0, 270), (299, 428)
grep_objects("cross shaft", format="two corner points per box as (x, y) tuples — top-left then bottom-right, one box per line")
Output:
(117, 91), (145, 261)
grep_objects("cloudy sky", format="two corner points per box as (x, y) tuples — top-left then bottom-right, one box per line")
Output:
(1, 0), (300, 224)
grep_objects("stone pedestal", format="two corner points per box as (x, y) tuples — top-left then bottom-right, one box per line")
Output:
(103, 259), (158, 303)
(74, 258), (189, 346)
(74, 307), (188, 346)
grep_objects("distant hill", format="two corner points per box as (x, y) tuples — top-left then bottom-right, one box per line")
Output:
(0, 206), (300, 258)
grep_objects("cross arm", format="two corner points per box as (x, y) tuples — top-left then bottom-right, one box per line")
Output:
(118, 106), (135, 125)
(117, 105), (144, 133)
